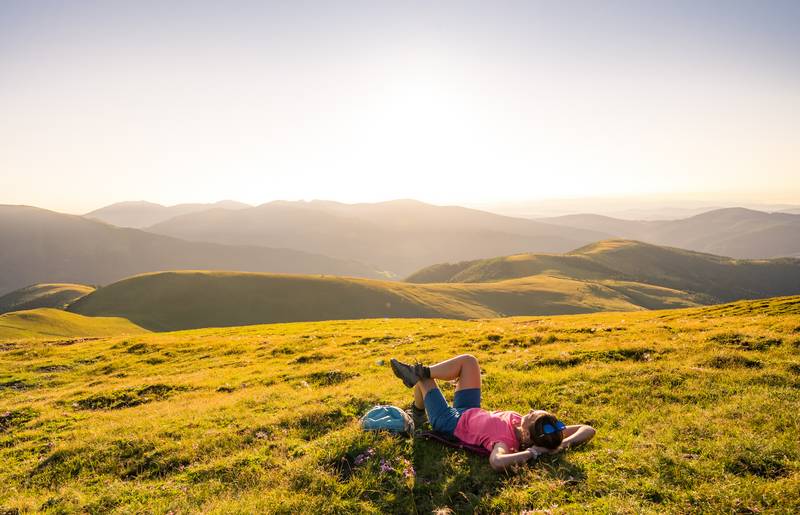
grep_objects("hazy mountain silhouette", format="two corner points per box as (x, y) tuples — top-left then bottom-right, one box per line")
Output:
(143, 199), (612, 277)
(537, 208), (800, 258)
(407, 239), (800, 303)
(0, 205), (382, 295)
(85, 200), (251, 228)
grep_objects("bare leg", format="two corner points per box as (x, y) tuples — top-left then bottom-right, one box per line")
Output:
(413, 383), (425, 410)
(428, 354), (481, 391)
(416, 377), (439, 399)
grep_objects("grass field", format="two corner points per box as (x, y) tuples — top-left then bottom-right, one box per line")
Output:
(0, 308), (148, 340)
(2, 296), (800, 513)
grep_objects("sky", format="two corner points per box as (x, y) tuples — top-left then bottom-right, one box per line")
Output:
(1, 0), (799, 214)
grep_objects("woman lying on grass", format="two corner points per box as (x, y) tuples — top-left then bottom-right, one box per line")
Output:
(390, 354), (595, 472)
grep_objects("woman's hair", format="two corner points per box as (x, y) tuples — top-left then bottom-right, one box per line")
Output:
(529, 412), (564, 449)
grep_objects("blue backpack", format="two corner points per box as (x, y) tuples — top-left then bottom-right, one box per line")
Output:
(360, 405), (414, 434)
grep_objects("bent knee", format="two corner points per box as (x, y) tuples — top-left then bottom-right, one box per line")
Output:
(459, 354), (479, 368)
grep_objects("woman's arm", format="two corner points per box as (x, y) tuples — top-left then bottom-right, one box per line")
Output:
(488, 442), (539, 472)
(560, 424), (595, 449)
(489, 425), (597, 471)
(527, 425), (597, 456)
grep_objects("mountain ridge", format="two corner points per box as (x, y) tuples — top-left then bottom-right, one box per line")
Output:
(537, 208), (800, 258)
(0, 205), (383, 295)
(142, 199), (613, 276)
(85, 200), (251, 228)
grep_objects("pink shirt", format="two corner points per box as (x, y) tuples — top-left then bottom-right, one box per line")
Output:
(453, 409), (521, 452)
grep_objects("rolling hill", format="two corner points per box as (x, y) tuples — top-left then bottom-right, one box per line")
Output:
(142, 199), (612, 277)
(85, 200), (251, 228)
(0, 283), (95, 314)
(68, 268), (702, 331)
(0, 308), (148, 339)
(63, 240), (800, 331)
(0, 205), (383, 295)
(2, 297), (799, 512)
(537, 208), (800, 258)
(406, 240), (800, 303)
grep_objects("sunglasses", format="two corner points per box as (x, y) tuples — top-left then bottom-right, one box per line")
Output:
(537, 420), (566, 438)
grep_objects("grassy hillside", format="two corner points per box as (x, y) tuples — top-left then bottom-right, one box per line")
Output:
(2, 297), (799, 513)
(0, 205), (382, 295)
(68, 270), (701, 331)
(406, 252), (619, 284)
(144, 199), (611, 277)
(407, 239), (800, 303)
(0, 283), (95, 314)
(0, 308), (148, 339)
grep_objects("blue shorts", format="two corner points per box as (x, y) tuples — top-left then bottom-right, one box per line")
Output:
(423, 387), (481, 435)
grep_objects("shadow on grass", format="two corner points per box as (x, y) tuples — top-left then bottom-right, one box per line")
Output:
(409, 437), (588, 513)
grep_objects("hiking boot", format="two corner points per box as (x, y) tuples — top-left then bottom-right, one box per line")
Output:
(406, 404), (427, 428)
(390, 358), (425, 388)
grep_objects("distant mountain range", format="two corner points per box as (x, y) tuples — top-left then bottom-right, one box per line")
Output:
(536, 208), (800, 259)
(9, 200), (800, 300)
(66, 240), (800, 331)
(85, 200), (251, 228)
(467, 198), (800, 220)
(138, 199), (610, 277)
(0, 205), (381, 295)
(87, 202), (800, 277)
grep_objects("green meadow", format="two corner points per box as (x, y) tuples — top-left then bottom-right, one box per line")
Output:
(0, 309), (147, 340)
(2, 296), (800, 513)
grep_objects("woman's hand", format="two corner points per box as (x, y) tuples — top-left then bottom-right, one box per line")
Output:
(529, 444), (561, 455)
(490, 442), (543, 471)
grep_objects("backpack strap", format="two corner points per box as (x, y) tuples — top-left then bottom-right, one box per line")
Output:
(415, 430), (491, 456)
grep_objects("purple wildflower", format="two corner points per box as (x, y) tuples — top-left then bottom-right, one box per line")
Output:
(379, 458), (395, 473)
(353, 447), (376, 466)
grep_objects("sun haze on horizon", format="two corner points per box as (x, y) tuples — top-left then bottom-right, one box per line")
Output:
(1, 0), (799, 214)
